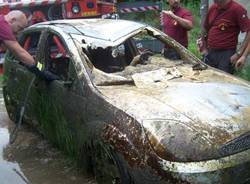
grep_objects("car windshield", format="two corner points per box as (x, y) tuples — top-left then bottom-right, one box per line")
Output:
(74, 26), (207, 87)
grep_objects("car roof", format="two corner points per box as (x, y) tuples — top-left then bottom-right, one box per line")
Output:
(33, 19), (147, 42)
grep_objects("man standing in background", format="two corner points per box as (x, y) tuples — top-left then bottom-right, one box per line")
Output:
(161, 0), (193, 59)
(200, 0), (250, 74)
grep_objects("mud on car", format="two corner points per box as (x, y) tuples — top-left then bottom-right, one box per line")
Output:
(3, 19), (250, 184)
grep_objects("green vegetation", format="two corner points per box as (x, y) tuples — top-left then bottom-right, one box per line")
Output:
(36, 92), (78, 159)
(235, 64), (250, 81)
(119, 9), (161, 29)
(185, 2), (202, 58)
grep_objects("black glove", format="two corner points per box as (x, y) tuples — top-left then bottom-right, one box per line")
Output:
(26, 64), (60, 81)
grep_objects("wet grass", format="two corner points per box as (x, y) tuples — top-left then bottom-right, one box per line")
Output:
(36, 92), (78, 159)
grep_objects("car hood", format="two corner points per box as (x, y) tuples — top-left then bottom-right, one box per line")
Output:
(98, 81), (250, 161)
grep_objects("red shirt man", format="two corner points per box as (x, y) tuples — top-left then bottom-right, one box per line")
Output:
(162, 7), (192, 48)
(0, 15), (16, 43)
(204, 0), (250, 50)
(202, 0), (250, 73)
(0, 11), (35, 66)
(0, 11), (58, 81)
(161, 0), (193, 60)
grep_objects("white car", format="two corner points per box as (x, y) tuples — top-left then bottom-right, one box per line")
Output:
(3, 19), (250, 184)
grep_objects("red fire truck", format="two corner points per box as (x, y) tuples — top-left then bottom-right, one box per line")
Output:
(0, 0), (116, 21)
(0, 0), (116, 73)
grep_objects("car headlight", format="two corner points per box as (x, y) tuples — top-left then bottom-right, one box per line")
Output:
(72, 2), (80, 14)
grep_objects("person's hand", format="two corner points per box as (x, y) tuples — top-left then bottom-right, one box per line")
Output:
(234, 56), (246, 70)
(196, 38), (208, 54)
(162, 10), (176, 19)
(230, 53), (240, 65)
(26, 64), (59, 81)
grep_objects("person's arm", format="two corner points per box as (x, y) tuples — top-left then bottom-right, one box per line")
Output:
(197, 5), (214, 56)
(230, 31), (250, 65)
(238, 31), (250, 56)
(162, 10), (193, 30)
(4, 40), (59, 81)
(3, 40), (35, 65)
(230, 6), (250, 65)
(234, 37), (250, 70)
(197, 29), (208, 55)
(197, 15), (209, 55)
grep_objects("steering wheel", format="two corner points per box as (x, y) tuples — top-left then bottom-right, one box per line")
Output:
(130, 49), (154, 66)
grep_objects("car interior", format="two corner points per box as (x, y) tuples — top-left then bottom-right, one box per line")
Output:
(23, 33), (70, 81)
(23, 32), (41, 58)
(46, 34), (70, 81)
(87, 38), (139, 73)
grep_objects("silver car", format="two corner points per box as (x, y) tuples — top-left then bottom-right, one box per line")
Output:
(3, 19), (250, 184)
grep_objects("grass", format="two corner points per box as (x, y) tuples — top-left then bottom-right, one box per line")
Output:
(36, 92), (78, 159)
(0, 75), (4, 82)
(185, 2), (202, 59)
(235, 64), (250, 81)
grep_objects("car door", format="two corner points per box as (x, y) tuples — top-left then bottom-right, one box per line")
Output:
(3, 30), (42, 122)
(35, 30), (87, 155)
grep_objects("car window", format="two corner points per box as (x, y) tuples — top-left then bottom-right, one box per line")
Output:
(86, 29), (201, 86)
(4, 31), (41, 62)
(87, 30), (167, 75)
(21, 32), (42, 59)
(87, 37), (140, 73)
(46, 34), (70, 81)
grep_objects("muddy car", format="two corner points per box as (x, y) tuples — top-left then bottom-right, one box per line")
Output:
(3, 19), (250, 184)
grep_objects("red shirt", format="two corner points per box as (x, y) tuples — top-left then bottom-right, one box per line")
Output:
(204, 0), (250, 49)
(0, 15), (16, 44)
(162, 7), (192, 48)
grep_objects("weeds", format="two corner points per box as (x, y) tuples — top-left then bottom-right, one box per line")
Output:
(235, 64), (250, 81)
(36, 92), (78, 159)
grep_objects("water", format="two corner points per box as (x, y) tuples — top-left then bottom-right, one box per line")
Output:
(0, 85), (96, 184)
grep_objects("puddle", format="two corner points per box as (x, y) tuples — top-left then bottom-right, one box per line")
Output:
(0, 127), (27, 184)
(0, 84), (96, 184)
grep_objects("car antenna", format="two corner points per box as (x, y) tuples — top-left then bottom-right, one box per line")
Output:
(9, 75), (36, 144)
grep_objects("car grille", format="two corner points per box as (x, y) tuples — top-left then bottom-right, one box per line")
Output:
(220, 131), (250, 156)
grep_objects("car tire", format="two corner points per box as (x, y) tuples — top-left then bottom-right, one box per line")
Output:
(91, 143), (134, 184)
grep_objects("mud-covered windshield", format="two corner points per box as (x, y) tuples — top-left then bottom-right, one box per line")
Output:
(81, 28), (206, 86)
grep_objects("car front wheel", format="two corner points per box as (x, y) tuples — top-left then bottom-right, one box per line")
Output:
(91, 143), (133, 184)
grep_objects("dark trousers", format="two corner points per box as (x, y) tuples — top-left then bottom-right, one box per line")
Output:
(163, 48), (181, 60)
(205, 49), (235, 74)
